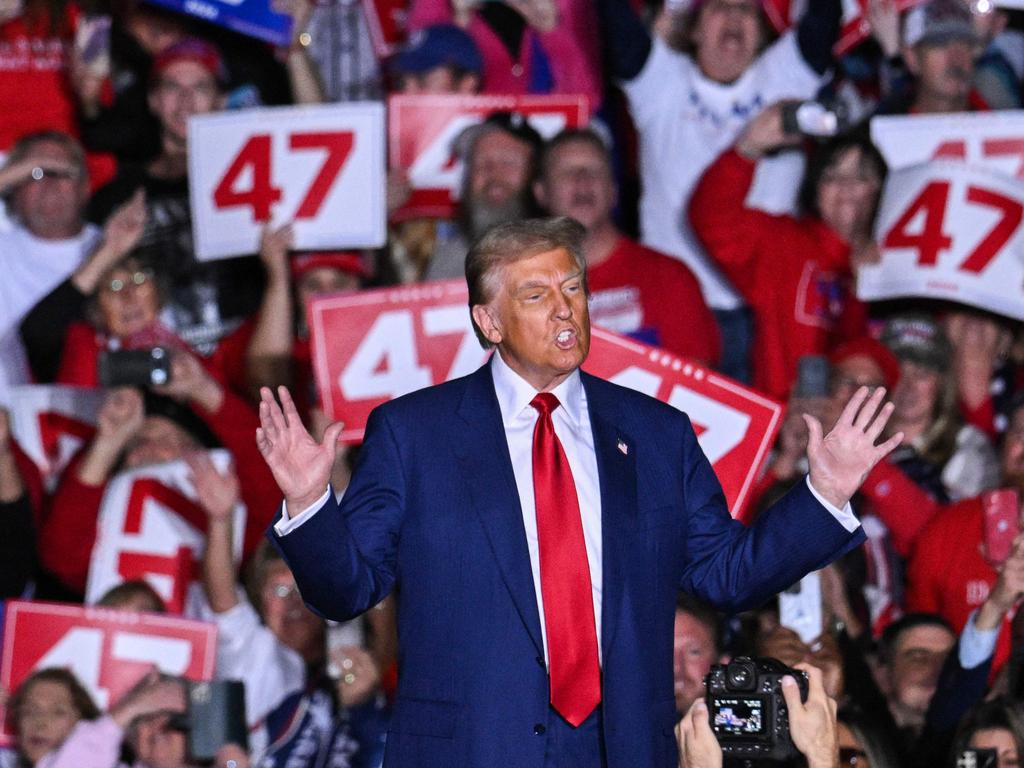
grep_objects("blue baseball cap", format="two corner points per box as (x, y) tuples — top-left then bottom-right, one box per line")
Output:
(392, 24), (483, 76)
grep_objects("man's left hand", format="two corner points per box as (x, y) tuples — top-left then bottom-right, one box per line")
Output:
(805, 386), (902, 510)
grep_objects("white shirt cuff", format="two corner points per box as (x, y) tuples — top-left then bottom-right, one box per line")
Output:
(959, 608), (1000, 669)
(805, 476), (859, 533)
(273, 487), (332, 536)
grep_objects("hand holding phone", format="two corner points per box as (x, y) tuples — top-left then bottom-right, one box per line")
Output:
(983, 489), (1020, 564)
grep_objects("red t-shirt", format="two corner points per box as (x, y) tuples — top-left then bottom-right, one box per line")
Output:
(587, 237), (720, 366)
(0, 7), (78, 150)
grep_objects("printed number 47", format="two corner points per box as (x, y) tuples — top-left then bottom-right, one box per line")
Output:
(212, 131), (355, 222)
(882, 181), (1023, 273)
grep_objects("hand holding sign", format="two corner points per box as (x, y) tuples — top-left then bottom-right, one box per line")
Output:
(804, 386), (903, 509)
(257, 386), (342, 517)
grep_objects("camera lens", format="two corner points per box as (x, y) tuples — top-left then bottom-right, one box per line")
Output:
(725, 660), (756, 691)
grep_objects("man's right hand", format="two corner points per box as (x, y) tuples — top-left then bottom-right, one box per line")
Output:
(257, 386), (343, 517)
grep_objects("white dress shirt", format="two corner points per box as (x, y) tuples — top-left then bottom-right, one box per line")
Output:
(276, 355), (861, 665)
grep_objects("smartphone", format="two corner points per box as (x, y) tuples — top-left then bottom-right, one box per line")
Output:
(97, 347), (171, 388)
(957, 748), (998, 768)
(74, 15), (111, 73)
(778, 571), (822, 645)
(983, 488), (1020, 564)
(178, 680), (248, 762)
(795, 355), (830, 398)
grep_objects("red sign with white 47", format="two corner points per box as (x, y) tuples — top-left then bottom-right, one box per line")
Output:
(0, 600), (216, 742)
(309, 281), (781, 518)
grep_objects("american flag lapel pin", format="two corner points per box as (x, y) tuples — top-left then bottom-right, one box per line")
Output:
(617, 438), (629, 455)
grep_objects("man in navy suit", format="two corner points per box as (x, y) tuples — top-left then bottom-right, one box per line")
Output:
(256, 217), (902, 767)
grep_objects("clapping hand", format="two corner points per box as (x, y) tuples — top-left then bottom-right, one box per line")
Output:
(805, 386), (902, 510)
(102, 188), (146, 258)
(256, 386), (343, 516)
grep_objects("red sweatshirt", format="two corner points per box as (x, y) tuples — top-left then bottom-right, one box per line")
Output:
(588, 237), (720, 366)
(39, 389), (279, 594)
(906, 497), (1011, 671)
(690, 148), (866, 400)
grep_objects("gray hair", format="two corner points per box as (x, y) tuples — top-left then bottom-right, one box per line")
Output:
(465, 216), (588, 348)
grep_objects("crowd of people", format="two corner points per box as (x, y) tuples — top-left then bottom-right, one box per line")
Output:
(1, 0), (1024, 764)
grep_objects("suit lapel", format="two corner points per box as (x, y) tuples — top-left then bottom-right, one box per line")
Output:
(455, 364), (545, 658)
(582, 373), (638, 663)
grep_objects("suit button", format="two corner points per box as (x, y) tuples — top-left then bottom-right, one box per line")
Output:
(533, 724), (546, 735)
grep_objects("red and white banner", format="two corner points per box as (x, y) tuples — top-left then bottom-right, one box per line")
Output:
(361, 0), (407, 58)
(0, 600), (216, 741)
(388, 94), (589, 220)
(5, 385), (103, 489)
(189, 103), (386, 260)
(858, 161), (1024, 319)
(309, 281), (781, 517)
(871, 111), (1024, 180)
(761, 0), (926, 55)
(85, 451), (245, 614)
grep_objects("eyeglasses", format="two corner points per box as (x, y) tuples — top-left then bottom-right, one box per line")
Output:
(840, 747), (870, 767)
(29, 166), (81, 182)
(106, 270), (154, 293)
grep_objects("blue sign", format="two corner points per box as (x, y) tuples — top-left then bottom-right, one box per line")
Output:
(146, 0), (293, 47)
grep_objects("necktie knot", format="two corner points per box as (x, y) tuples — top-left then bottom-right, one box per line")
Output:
(530, 392), (561, 417)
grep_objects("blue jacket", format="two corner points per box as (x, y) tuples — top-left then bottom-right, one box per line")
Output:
(269, 362), (864, 767)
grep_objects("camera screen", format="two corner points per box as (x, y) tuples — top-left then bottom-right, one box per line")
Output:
(712, 697), (765, 735)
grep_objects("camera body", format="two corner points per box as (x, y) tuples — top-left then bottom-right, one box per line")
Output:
(97, 347), (171, 388)
(705, 656), (808, 762)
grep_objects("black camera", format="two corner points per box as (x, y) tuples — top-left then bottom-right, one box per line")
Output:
(98, 347), (171, 388)
(705, 656), (808, 762)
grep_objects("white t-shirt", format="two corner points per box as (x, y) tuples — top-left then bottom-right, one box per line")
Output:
(0, 224), (101, 387)
(623, 32), (824, 310)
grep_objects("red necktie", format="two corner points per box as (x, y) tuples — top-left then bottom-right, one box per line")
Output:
(530, 393), (601, 727)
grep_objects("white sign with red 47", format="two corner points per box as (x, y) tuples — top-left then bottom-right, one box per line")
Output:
(85, 450), (246, 615)
(871, 111), (1024, 180)
(188, 103), (386, 260)
(5, 385), (103, 489)
(859, 161), (1024, 319)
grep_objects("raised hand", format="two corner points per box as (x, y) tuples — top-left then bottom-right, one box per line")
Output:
(102, 188), (147, 257)
(258, 223), (294, 277)
(805, 386), (902, 510)
(186, 452), (239, 522)
(256, 386), (343, 516)
(96, 387), (145, 449)
(153, 351), (224, 413)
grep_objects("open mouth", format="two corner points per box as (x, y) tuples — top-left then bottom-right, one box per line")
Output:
(555, 329), (576, 349)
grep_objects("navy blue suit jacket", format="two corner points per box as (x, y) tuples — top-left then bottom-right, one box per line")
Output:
(269, 361), (865, 767)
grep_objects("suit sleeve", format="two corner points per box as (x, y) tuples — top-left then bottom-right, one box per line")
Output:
(268, 406), (406, 621)
(676, 415), (864, 613)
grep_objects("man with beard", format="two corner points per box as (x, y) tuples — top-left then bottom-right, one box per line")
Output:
(422, 111), (541, 281)
(533, 128), (719, 365)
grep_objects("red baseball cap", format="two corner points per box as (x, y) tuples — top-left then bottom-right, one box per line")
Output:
(151, 38), (228, 86)
(828, 337), (901, 391)
(291, 251), (368, 279)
